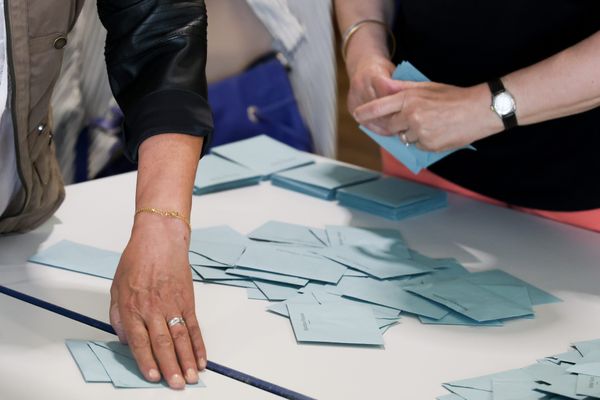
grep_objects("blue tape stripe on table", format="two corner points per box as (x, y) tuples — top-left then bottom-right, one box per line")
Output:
(0, 285), (315, 400)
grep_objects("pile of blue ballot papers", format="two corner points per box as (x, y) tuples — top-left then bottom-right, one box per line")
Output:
(193, 134), (448, 221)
(193, 154), (262, 195)
(31, 222), (560, 349)
(271, 162), (380, 200)
(336, 176), (448, 220)
(66, 340), (204, 388)
(439, 339), (600, 399)
(360, 61), (475, 174)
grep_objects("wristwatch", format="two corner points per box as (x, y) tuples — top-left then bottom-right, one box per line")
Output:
(488, 78), (518, 130)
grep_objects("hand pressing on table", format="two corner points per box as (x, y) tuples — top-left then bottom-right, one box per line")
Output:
(111, 215), (206, 389)
(109, 134), (206, 390)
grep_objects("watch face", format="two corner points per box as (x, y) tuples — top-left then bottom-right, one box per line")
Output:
(493, 92), (516, 116)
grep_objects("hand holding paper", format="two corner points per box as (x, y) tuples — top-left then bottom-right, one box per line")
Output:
(356, 62), (494, 173)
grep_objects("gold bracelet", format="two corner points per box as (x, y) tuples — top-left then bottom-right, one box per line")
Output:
(341, 19), (397, 61)
(135, 208), (191, 231)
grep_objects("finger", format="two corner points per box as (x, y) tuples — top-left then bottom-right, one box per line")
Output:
(119, 308), (161, 383)
(386, 79), (420, 91)
(167, 315), (199, 384)
(147, 317), (186, 390)
(372, 76), (401, 98)
(183, 310), (207, 371)
(354, 92), (407, 124)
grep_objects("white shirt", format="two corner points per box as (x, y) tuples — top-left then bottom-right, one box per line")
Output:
(0, 0), (21, 218)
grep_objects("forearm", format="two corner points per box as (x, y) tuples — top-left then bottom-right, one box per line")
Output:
(335, 0), (394, 76)
(504, 31), (600, 126)
(134, 134), (202, 236)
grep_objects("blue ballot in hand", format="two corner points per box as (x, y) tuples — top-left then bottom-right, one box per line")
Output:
(360, 61), (475, 174)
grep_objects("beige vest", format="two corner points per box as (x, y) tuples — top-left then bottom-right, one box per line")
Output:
(0, 0), (83, 234)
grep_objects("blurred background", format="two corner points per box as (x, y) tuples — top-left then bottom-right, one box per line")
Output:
(51, 0), (380, 186)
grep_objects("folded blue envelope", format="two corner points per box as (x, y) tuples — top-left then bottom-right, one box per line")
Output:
(360, 61), (475, 174)
(287, 302), (384, 346)
(29, 240), (120, 280)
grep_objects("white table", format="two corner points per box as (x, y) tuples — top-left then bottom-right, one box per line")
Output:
(1, 167), (600, 399)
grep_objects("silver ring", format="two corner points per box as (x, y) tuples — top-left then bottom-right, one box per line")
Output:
(168, 316), (186, 328)
(400, 133), (408, 145)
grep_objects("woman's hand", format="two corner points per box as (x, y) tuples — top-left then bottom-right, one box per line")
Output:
(347, 55), (398, 114)
(354, 81), (503, 152)
(110, 214), (206, 390)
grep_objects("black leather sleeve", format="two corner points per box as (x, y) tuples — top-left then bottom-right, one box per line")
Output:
(97, 0), (213, 162)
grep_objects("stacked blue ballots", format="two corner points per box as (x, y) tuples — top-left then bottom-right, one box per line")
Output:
(360, 61), (475, 174)
(210, 134), (314, 178)
(270, 162), (380, 200)
(30, 222), (560, 348)
(196, 133), (447, 221)
(193, 154), (262, 195)
(66, 340), (204, 388)
(336, 176), (448, 220)
(439, 339), (600, 399)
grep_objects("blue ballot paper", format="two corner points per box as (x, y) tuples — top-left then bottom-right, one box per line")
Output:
(318, 245), (432, 280)
(226, 267), (309, 287)
(287, 302), (384, 346)
(66, 339), (111, 382)
(66, 340), (205, 388)
(336, 176), (448, 220)
(463, 269), (561, 306)
(193, 154), (262, 195)
(271, 162), (380, 200)
(190, 225), (250, 245)
(254, 280), (302, 301)
(29, 240), (120, 280)
(235, 243), (347, 284)
(436, 341), (600, 400)
(210, 134), (314, 177)
(360, 61), (475, 174)
(334, 276), (450, 320)
(576, 375), (600, 398)
(248, 220), (326, 247)
(406, 279), (534, 322)
(188, 240), (246, 267)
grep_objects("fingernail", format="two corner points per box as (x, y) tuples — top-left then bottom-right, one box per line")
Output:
(170, 374), (185, 389)
(185, 368), (199, 384)
(198, 357), (207, 370)
(148, 368), (160, 381)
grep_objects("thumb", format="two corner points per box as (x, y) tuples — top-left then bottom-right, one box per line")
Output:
(371, 76), (400, 97)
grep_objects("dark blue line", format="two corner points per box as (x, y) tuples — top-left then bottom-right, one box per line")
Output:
(0, 285), (316, 400)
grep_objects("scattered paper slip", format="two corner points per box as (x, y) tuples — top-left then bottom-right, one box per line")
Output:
(210, 134), (314, 177)
(439, 339), (600, 399)
(30, 222), (561, 350)
(66, 340), (205, 388)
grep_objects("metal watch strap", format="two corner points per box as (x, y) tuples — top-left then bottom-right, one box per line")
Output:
(488, 78), (518, 130)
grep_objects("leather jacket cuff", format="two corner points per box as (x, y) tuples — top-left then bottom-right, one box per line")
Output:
(123, 89), (214, 162)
